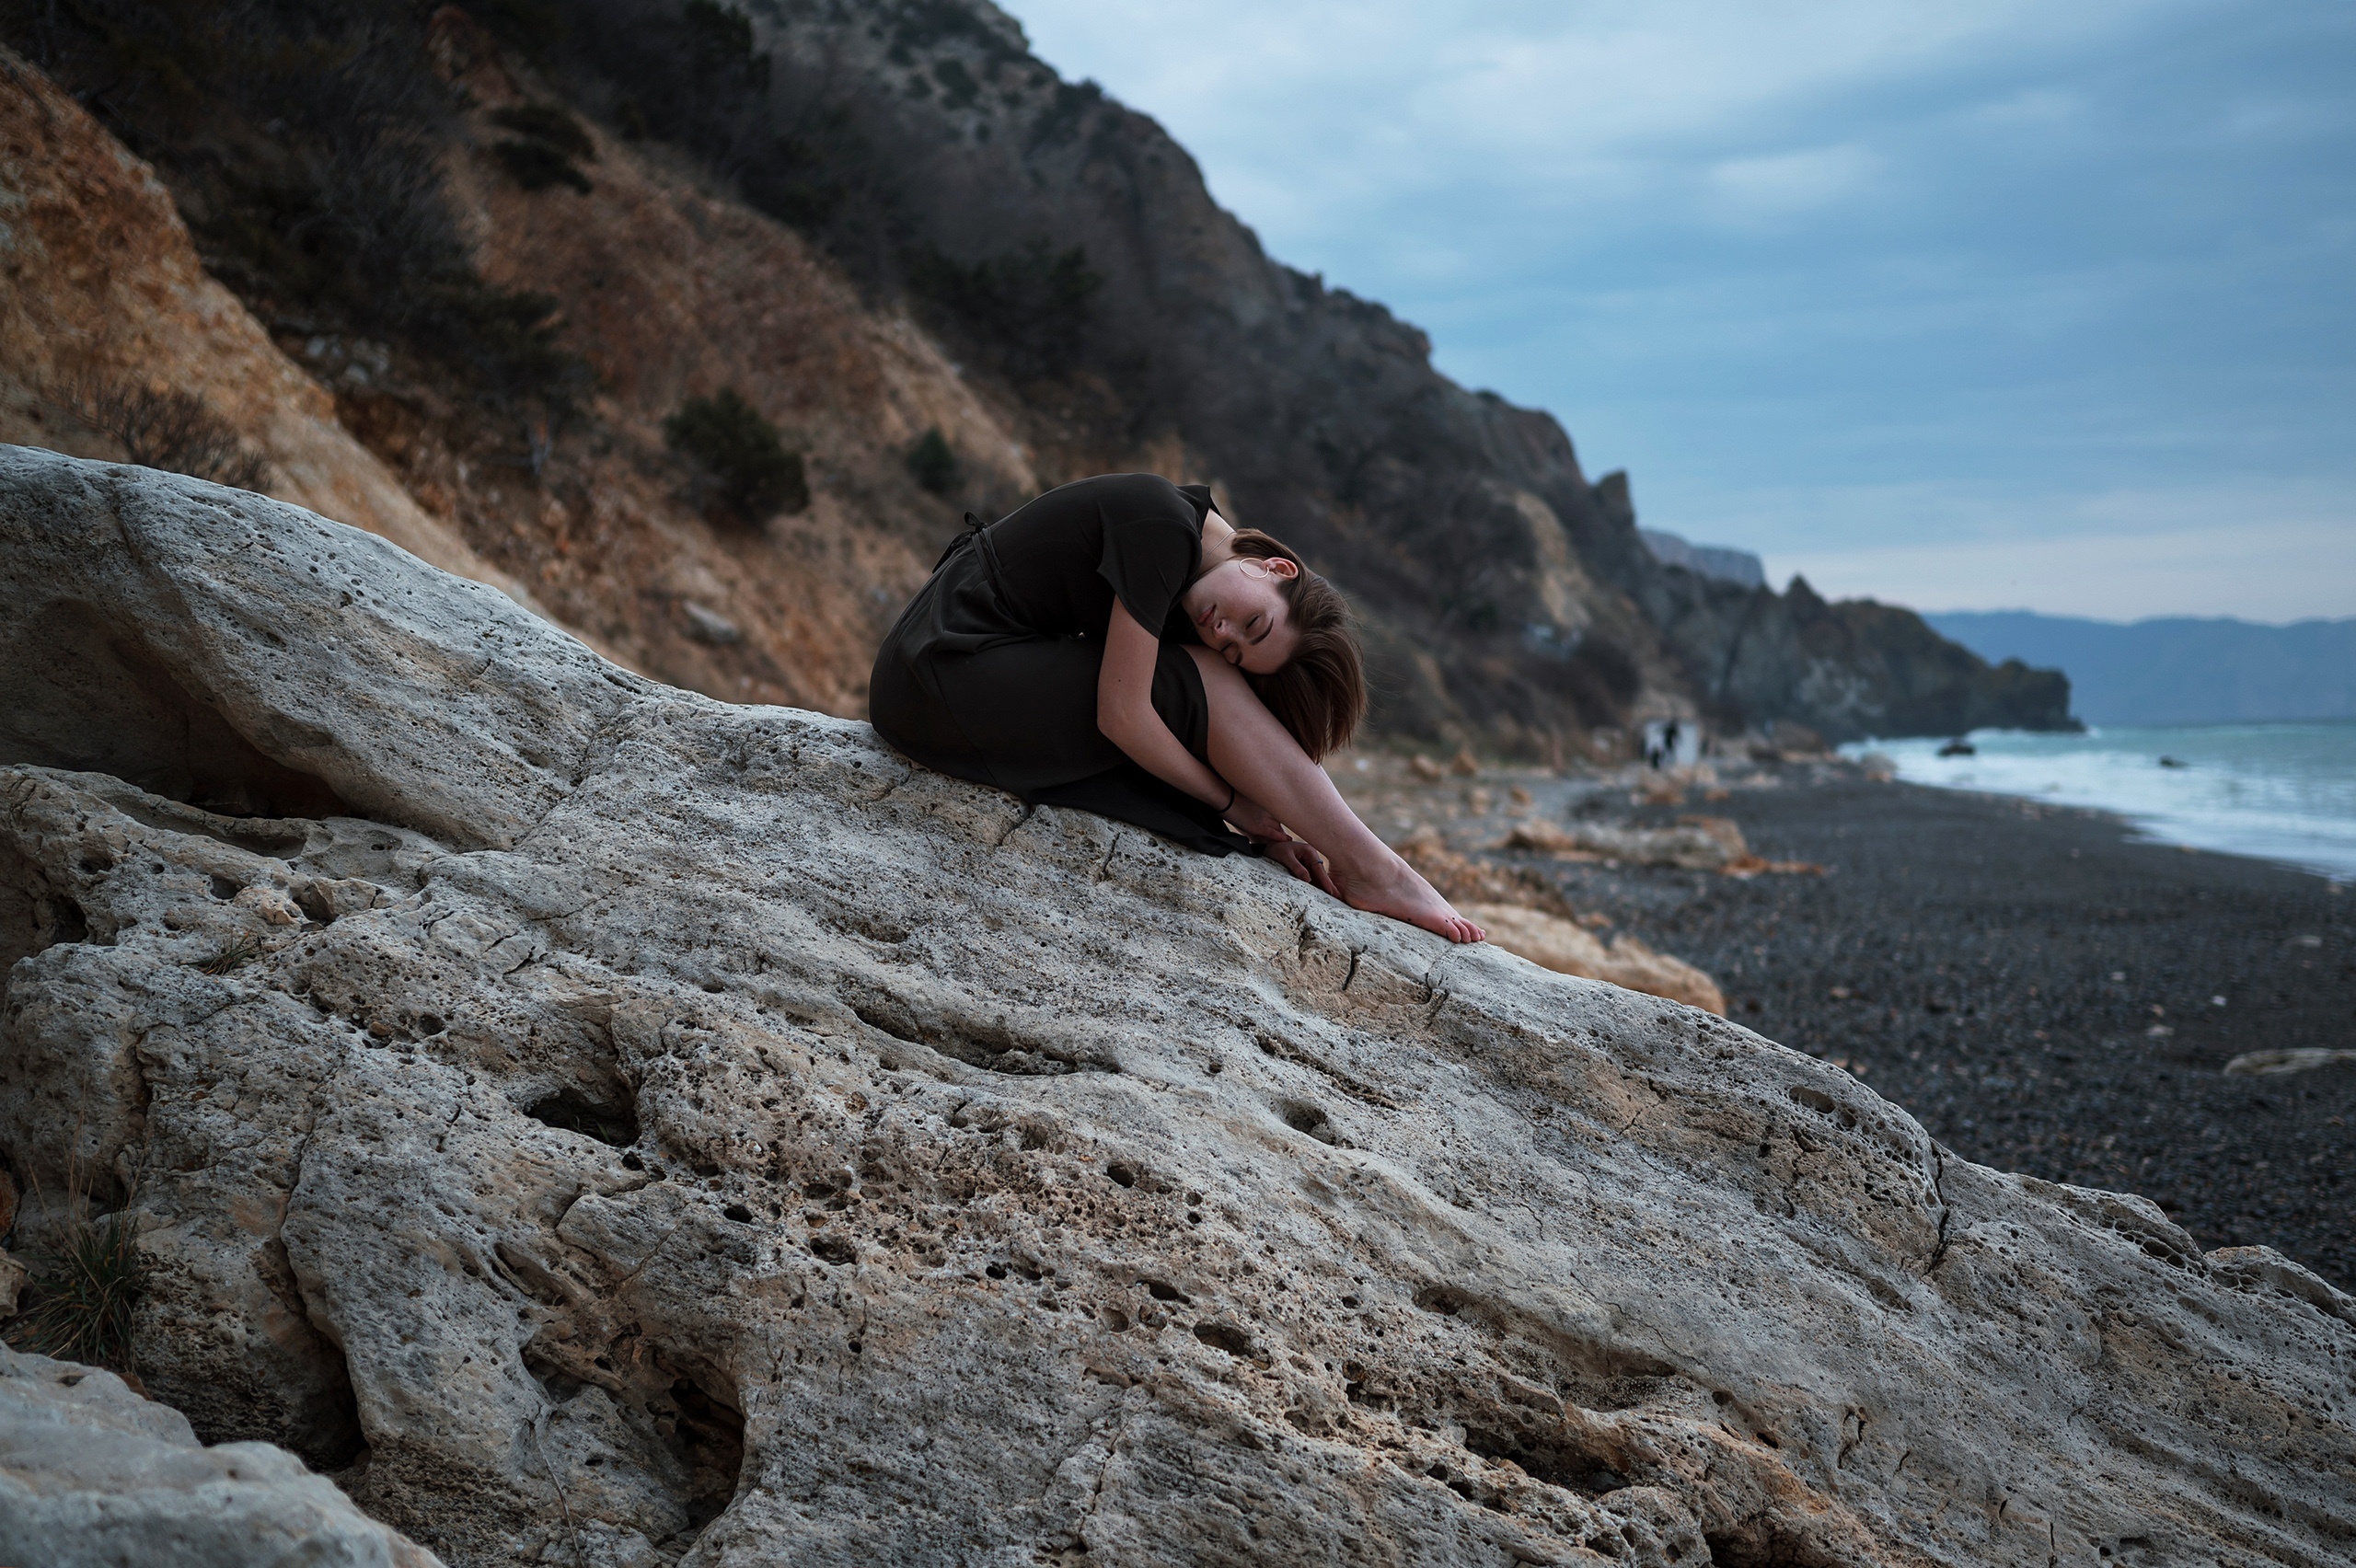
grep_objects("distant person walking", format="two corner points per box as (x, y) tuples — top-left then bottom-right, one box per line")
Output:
(871, 474), (1483, 942)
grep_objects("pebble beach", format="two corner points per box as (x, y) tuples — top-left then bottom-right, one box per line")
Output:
(1344, 751), (2356, 1292)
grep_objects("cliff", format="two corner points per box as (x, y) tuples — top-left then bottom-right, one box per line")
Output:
(0, 6), (2070, 750)
(1637, 531), (1766, 593)
(0, 26), (1034, 720)
(3, 446), (2348, 1564)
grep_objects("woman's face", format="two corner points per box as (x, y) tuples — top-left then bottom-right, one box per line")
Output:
(1183, 556), (1300, 674)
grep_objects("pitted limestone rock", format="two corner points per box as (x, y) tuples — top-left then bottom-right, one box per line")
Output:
(2, 445), (2352, 1567)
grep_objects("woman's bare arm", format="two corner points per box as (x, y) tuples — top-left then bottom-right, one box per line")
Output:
(1096, 600), (1283, 838)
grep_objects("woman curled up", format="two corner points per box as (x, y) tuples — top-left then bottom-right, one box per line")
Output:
(870, 472), (1484, 943)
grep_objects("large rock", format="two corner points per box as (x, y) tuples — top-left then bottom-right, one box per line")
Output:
(1, 444), (2350, 1567)
(0, 1343), (441, 1566)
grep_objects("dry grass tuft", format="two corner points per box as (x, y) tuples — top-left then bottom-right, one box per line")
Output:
(4, 1132), (144, 1375)
(198, 935), (262, 975)
(50, 373), (271, 492)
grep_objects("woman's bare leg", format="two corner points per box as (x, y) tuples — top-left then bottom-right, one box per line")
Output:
(1188, 647), (1484, 943)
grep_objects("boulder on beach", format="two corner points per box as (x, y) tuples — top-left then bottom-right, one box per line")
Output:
(2, 444), (2351, 1566)
(1455, 905), (1727, 1016)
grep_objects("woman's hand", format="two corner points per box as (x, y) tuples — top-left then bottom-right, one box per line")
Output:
(1261, 836), (1343, 898)
(1220, 790), (1288, 843)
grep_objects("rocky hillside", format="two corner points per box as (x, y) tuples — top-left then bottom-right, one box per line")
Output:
(1, 3), (2067, 747)
(0, 20), (1031, 720)
(4, 447), (2350, 1566)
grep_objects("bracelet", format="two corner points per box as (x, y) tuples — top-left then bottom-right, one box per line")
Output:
(1218, 781), (1236, 813)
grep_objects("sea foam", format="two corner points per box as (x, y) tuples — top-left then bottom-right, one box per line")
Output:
(1844, 721), (2356, 882)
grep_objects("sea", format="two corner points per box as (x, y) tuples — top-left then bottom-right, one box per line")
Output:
(1840, 721), (2356, 882)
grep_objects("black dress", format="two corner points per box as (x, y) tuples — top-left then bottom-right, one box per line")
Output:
(870, 473), (1251, 854)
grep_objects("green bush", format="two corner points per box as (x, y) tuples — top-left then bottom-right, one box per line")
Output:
(493, 138), (593, 193)
(907, 428), (959, 493)
(907, 240), (1102, 377)
(664, 389), (808, 523)
(491, 102), (595, 160)
(683, 0), (769, 93)
(932, 58), (978, 109)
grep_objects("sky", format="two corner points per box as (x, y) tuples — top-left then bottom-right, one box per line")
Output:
(1009, 0), (2356, 623)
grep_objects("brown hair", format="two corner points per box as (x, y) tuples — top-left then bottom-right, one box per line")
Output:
(1224, 528), (1367, 760)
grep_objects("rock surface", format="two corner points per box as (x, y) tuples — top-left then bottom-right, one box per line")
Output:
(1, 444), (2351, 1567)
(0, 1343), (442, 1567)
(1388, 825), (1726, 1014)
(1454, 905), (1727, 1019)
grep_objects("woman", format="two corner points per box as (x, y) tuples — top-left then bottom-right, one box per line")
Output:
(871, 473), (1484, 943)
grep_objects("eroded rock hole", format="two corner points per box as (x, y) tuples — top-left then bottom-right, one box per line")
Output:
(1139, 1278), (1188, 1304)
(810, 1233), (857, 1265)
(1277, 1099), (1336, 1143)
(848, 996), (922, 1043)
(1, 845), (91, 971)
(655, 1377), (746, 1533)
(1193, 1321), (1253, 1356)
(845, 988), (1112, 1077)
(1462, 1426), (1629, 1497)
(1703, 1520), (1841, 1568)
(524, 1086), (641, 1147)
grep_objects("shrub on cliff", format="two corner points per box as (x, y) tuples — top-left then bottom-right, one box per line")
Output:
(664, 389), (808, 524)
(3, 0), (584, 410)
(492, 137), (593, 193)
(53, 375), (271, 493)
(907, 241), (1102, 379)
(907, 428), (959, 494)
(491, 102), (595, 192)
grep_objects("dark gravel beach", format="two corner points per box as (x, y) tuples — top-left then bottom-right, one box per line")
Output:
(1353, 758), (2356, 1291)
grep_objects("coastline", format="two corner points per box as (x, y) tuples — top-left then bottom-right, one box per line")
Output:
(1348, 755), (2356, 1291)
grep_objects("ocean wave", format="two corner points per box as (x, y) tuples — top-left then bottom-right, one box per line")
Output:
(1842, 721), (2356, 881)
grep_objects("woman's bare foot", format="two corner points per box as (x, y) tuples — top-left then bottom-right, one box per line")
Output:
(1331, 849), (1485, 943)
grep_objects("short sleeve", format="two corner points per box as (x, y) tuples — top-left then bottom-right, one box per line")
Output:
(1096, 504), (1201, 637)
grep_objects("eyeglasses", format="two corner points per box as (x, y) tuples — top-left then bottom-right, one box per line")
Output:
(1237, 559), (1274, 580)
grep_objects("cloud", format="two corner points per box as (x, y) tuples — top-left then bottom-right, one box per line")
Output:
(1762, 488), (2356, 621)
(1971, 87), (2083, 126)
(1019, 0), (2177, 234)
(1008, 0), (2356, 621)
(1703, 144), (1883, 224)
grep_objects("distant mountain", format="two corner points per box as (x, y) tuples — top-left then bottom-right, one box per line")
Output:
(1924, 612), (2356, 726)
(1638, 528), (1765, 589)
